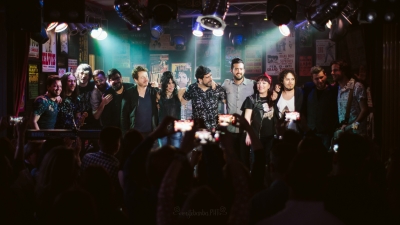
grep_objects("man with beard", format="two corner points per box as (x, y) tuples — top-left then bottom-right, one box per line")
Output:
(304, 66), (338, 150)
(179, 65), (226, 130)
(331, 60), (368, 136)
(75, 63), (100, 129)
(98, 68), (134, 132)
(121, 66), (159, 137)
(31, 75), (62, 130)
(274, 69), (303, 135)
(222, 58), (255, 159)
(90, 70), (113, 121)
(55, 73), (82, 129)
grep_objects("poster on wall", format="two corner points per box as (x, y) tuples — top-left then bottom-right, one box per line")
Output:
(42, 30), (57, 72)
(299, 55), (313, 76)
(265, 27), (295, 76)
(225, 46), (242, 74)
(79, 35), (88, 64)
(171, 63), (192, 88)
(112, 41), (131, 69)
(58, 68), (67, 77)
(60, 30), (68, 54)
(150, 54), (169, 84)
(68, 59), (78, 74)
(195, 32), (222, 80)
(245, 45), (263, 75)
(29, 39), (39, 59)
(316, 39), (336, 66)
(29, 64), (39, 99)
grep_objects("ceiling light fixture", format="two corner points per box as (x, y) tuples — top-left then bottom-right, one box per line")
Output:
(197, 0), (229, 31)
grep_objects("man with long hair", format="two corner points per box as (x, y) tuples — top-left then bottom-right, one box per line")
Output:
(55, 72), (82, 129)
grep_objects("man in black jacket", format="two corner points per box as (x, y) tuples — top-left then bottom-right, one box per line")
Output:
(304, 66), (338, 150)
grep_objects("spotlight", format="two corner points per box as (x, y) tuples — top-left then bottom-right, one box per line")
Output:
(279, 25), (290, 36)
(76, 23), (88, 35)
(192, 22), (204, 37)
(91, 27), (103, 39)
(213, 30), (224, 36)
(170, 35), (185, 50)
(68, 23), (78, 35)
(229, 32), (245, 46)
(267, 0), (297, 26)
(305, 0), (348, 31)
(31, 25), (49, 44)
(97, 30), (108, 40)
(148, 0), (177, 25)
(46, 22), (58, 31)
(197, 0), (229, 31)
(358, 0), (399, 23)
(55, 23), (68, 33)
(114, 0), (148, 27)
(151, 25), (164, 40)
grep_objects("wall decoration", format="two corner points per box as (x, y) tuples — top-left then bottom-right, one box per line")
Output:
(316, 39), (336, 66)
(58, 68), (67, 77)
(68, 59), (78, 74)
(299, 55), (313, 76)
(265, 27), (296, 76)
(28, 64), (39, 99)
(195, 32), (222, 80)
(42, 30), (57, 72)
(60, 30), (68, 54)
(78, 34), (88, 64)
(245, 45), (262, 74)
(225, 46), (242, 74)
(149, 34), (183, 50)
(29, 39), (39, 59)
(172, 63), (192, 88)
(150, 54), (169, 84)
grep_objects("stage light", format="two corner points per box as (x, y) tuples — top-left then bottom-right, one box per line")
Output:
(68, 23), (78, 35)
(213, 29), (224, 36)
(279, 25), (290, 36)
(358, 0), (399, 23)
(196, 0), (229, 31)
(76, 23), (88, 35)
(148, 0), (177, 25)
(151, 25), (164, 40)
(305, 0), (348, 31)
(267, 0), (297, 26)
(46, 22), (58, 31)
(170, 35), (185, 50)
(229, 32), (245, 46)
(55, 23), (68, 33)
(192, 22), (204, 37)
(31, 25), (49, 44)
(91, 27), (103, 39)
(114, 0), (148, 27)
(96, 30), (108, 40)
(326, 20), (332, 29)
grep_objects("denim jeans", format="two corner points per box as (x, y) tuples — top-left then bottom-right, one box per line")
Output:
(159, 132), (182, 149)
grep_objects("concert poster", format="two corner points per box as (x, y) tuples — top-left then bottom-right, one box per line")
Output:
(245, 45), (262, 75)
(265, 26), (296, 76)
(316, 39), (336, 66)
(29, 39), (39, 59)
(28, 64), (39, 99)
(171, 63), (192, 88)
(42, 30), (57, 72)
(299, 55), (313, 76)
(68, 59), (78, 74)
(225, 46), (242, 74)
(150, 54), (169, 84)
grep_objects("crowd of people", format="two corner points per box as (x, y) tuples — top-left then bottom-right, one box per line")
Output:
(0, 58), (396, 225)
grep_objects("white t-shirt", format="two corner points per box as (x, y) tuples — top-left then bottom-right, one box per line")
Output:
(277, 95), (295, 118)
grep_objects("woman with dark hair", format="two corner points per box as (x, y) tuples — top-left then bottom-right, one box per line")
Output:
(241, 73), (276, 171)
(55, 72), (82, 129)
(157, 71), (182, 148)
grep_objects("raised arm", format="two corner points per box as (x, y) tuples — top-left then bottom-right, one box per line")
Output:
(178, 88), (188, 105)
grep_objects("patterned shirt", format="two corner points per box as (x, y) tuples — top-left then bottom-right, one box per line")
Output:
(33, 95), (59, 129)
(55, 96), (81, 129)
(81, 151), (120, 183)
(183, 83), (226, 129)
(222, 78), (255, 133)
(337, 78), (366, 131)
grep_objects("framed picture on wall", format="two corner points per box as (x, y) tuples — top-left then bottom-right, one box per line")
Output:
(171, 63), (192, 88)
(244, 45), (262, 75)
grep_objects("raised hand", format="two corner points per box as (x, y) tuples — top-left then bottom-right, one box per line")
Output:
(102, 94), (113, 106)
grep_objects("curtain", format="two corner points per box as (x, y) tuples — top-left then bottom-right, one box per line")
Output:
(11, 31), (30, 116)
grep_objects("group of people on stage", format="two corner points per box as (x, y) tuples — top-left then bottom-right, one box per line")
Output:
(31, 58), (369, 160)
(3, 57), (387, 225)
